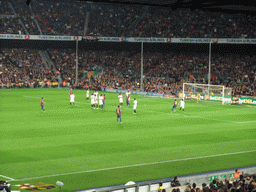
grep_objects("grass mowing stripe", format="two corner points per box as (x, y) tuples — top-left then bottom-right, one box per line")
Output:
(13, 149), (256, 181)
(3, 89), (256, 191)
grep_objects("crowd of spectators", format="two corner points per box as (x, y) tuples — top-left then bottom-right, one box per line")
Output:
(87, 3), (144, 37)
(11, 0), (40, 35)
(46, 49), (256, 96)
(0, 48), (57, 87)
(0, 1), (256, 38)
(183, 174), (256, 192)
(157, 171), (256, 192)
(30, 0), (87, 35)
(129, 8), (256, 38)
(1, 48), (256, 96)
(87, 4), (256, 38)
(0, 16), (26, 34)
(0, 1), (12, 15)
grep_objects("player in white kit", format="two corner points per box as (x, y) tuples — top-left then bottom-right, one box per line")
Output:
(90, 94), (95, 109)
(86, 89), (89, 101)
(94, 91), (99, 109)
(133, 98), (137, 114)
(70, 93), (75, 106)
(179, 99), (185, 113)
(118, 94), (123, 107)
(99, 94), (103, 109)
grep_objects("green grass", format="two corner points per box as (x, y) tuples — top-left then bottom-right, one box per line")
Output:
(1, 88), (256, 192)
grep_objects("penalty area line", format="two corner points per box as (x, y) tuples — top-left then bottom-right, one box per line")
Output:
(14, 149), (256, 181)
(0, 175), (16, 181)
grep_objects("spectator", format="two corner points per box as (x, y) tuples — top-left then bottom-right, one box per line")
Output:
(158, 182), (165, 192)
(171, 176), (181, 187)
(234, 169), (242, 178)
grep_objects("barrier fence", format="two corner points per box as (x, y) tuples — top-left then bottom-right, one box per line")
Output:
(74, 166), (256, 192)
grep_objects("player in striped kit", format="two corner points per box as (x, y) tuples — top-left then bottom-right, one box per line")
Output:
(125, 90), (131, 107)
(40, 97), (45, 112)
(116, 106), (122, 123)
(103, 94), (106, 109)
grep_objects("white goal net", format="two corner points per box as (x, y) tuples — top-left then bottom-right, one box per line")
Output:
(182, 83), (232, 105)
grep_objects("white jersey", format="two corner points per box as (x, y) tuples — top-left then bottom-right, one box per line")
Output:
(126, 92), (131, 101)
(133, 100), (137, 109)
(90, 95), (94, 104)
(99, 96), (103, 105)
(94, 95), (98, 104)
(86, 90), (89, 97)
(118, 95), (123, 103)
(70, 94), (75, 102)
(180, 100), (185, 108)
(94, 92), (98, 98)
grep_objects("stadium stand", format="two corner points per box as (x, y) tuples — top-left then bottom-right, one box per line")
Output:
(0, 48), (57, 87)
(0, 1), (255, 38)
(87, 3), (145, 37)
(2, 47), (255, 96)
(129, 7), (256, 38)
(30, 0), (87, 35)
(11, 0), (40, 35)
(74, 168), (256, 192)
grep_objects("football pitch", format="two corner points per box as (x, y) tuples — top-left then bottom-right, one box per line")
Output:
(1, 88), (256, 192)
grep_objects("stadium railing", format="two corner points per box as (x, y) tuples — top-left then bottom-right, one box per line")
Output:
(73, 166), (256, 192)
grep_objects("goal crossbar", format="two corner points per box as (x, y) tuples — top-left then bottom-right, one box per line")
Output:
(183, 83), (232, 105)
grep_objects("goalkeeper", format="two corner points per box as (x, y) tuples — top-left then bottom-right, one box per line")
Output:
(197, 93), (201, 103)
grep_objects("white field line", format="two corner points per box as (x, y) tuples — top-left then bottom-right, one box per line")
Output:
(0, 174), (15, 180)
(185, 115), (256, 124)
(235, 121), (256, 124)
(188, 115), (227, 122)
(13, 149), (256, 181)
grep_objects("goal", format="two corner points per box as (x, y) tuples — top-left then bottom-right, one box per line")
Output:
(182, 83), (232, 105)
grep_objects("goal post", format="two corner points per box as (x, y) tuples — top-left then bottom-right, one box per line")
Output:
(182, 83), (232, 105)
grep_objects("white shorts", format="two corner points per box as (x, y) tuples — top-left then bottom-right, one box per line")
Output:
(86, 94), (89, 98)
(119, 99), (123, 103)
(70, 98), (74, 102)
(133, 105), (137, 110)
(180, 105), (184, 109)
(99, 101), (103, 105)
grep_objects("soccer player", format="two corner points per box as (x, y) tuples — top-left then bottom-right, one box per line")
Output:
(103, 94), (106, 109)
(70, 93), (75, 106)
(116, 105), (122, 123)
(133, 98), (137, 114)
(171, 99), (178, 113)
(40, 97), (45, 112)
(94, 91), (99, 109)
(118, 93), (123, 107)
(99, 94), (103, 109)
(94, 94), (98, 109)
(69, 88), (73, 98)
(90, 93), (95, 109)
(197, 93), (201, 103)
(125, 90), (131, 107)
(86, 89), (89, 101)
(179, 99), (185, 113)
